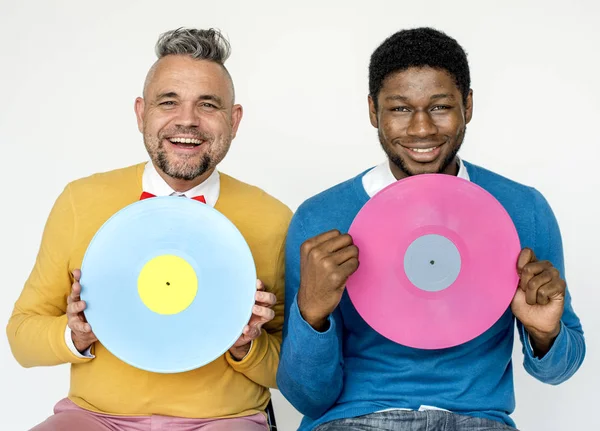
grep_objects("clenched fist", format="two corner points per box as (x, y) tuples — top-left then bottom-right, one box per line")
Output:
(297, 230), (359, 331)
(511, 248), (565, 356)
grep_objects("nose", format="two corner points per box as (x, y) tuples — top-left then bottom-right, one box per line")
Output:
(175, 102), (200, 128)
(407, 111), (437, 138)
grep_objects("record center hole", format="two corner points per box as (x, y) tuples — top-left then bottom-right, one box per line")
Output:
(166, 282), (171, 286)
(430, 260), (435, 265)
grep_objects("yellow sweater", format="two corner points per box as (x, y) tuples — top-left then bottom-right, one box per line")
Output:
(6, 163), (292, 419)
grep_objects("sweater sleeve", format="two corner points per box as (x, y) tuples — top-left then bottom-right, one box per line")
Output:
(6, 185), (93, 367)
(276, 211), (345, 419)
(225, 223), (288, 388)
(517, 188), (585, 384)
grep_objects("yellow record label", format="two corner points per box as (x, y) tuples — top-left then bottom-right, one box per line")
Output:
(138, 255), (198, 315)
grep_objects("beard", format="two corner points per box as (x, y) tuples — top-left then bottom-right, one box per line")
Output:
(143, 126), (230, 181)
(379, 126), (466, 178)
(156, 150), (212, 181)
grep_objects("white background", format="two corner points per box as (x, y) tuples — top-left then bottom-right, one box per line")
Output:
(1, 1), (598, 430)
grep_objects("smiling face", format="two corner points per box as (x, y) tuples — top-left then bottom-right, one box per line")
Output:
(134, 55), (242, 189)
(369, 66), (473, 179)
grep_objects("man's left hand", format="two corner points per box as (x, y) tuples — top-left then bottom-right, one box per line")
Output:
(511, 247), (566, 356)
(229, 280), (276, 360)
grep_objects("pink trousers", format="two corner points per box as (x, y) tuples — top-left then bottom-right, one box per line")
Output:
(30, 398), (269, 431)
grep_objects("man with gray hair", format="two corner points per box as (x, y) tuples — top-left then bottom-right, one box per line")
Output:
(7, 27), (291, 431)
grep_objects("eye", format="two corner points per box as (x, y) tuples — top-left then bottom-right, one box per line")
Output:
(431, 105), (451, 111)
(392, 106), (411, 112)
(200, 102), (218, 109)
(159, 101), (176, 106)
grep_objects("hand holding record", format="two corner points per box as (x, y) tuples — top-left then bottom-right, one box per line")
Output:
(68, 269), (98, 353)
(511, 247), (566, 356)
(229, 279), (277, 360)
(297, 230), (359, 332)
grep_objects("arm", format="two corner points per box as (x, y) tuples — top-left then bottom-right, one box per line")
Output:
(517, 189), (585, 384)
(6, 185), (93, 367)
(225, 220), (289, 389)
(276, 214), (349, 419)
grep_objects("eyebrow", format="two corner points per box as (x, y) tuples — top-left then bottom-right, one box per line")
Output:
(430, 93), (455, 100)
(385, 93), (456, 102)
(156, 92), (179, 100)
(198, 94), (223, 105)
(155, 92), (224, 105)
(385, 95), (409, 102)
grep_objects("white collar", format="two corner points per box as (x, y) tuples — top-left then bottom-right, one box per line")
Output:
(141, 161), (220, 207)
(362, 157), (470, 198)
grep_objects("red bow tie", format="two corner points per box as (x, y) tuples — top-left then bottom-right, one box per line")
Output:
(140, 191), (206, 204)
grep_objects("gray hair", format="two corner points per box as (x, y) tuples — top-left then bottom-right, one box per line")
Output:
(155, 27), (231, 64)
(143, 27), (235, 101)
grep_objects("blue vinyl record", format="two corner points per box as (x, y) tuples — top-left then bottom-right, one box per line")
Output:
(79, 196), (256, 373)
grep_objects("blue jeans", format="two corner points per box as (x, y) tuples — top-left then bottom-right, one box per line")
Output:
(313, 410), (518, 431)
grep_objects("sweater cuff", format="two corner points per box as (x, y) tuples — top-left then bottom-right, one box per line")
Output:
(287, 295), (338, 363)
(64, 326), (95, 358)
(50, 315), (94, 364)
(226, 330), (268, 372)
(522, 321), (567, 369)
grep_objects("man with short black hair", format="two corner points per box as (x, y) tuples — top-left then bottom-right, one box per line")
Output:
(277, 27), (585, 431)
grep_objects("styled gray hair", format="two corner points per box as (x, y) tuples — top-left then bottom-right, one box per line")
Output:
(143, 27), (235, 101)
(155, 27), (231, 64)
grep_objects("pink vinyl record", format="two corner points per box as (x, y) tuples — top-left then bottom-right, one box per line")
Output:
(346, 174), (521, 349)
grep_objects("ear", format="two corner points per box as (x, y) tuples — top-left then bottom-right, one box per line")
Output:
(134, 97), (145, 133)
(230, 104), (244, 138)
(464, 89), (473, 124)
(368, 95), (378, 128)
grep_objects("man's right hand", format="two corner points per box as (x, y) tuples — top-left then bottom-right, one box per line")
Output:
(297, 230), (359, 331)
(67, 269), (98, 353)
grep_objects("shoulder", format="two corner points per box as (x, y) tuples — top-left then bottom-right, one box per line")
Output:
(66, 163), (144, 196)
(465, 161), (538, 199)
(464, 161), (559, 239)
(298, 173), (366, 218)
(464, 160), (554, 210)
(291, 171), (369, 239)
(219, 172), (293, 231)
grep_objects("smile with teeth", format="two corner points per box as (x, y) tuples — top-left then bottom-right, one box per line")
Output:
(169, 137), (203, 145)
(409, 146), (438, 153)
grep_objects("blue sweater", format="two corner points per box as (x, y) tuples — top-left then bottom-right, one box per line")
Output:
(276, 161), (585, 430)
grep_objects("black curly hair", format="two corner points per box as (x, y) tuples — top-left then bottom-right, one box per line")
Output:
(369, 27), (471, 108)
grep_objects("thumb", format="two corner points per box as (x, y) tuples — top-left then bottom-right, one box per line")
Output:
(517, 248), (536, 274)
(511, 287), (527, 312)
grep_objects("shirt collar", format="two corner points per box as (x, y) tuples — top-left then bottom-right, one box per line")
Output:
(141, 161), (220, 207)
(362, 157), (470, 198)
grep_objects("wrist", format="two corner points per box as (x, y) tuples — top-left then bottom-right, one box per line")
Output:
(296, 295), (327, 331)
(303, 312), (329, 332)
(298, 304), (329, 331)
(72, 334), (92, 354)
(229, 343), (251, 361)
(74, 342), (92, 354)
(527, 324), (561, 357)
